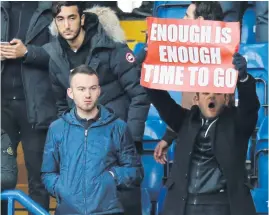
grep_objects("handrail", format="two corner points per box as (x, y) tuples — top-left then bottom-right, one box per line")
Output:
(1, 190), (50, 215)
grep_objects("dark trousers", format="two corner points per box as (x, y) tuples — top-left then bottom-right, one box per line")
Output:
(118, 187), (142, 215)
(185, 204), (231, 215)
(1, 99), (49, 213)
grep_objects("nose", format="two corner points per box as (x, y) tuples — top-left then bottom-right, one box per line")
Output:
(64, 19), (70, 29)
(85, 89), (91, 98)
(208, 93), (216, 99)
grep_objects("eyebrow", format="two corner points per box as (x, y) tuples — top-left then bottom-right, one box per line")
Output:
(56, 14), (76, 19)
(68, 14), (76, 18)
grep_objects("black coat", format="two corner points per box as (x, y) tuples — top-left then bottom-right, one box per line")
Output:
(1, 1), (57, 129)
(146, 75), (260, 215)
(44, 10), (150, 142)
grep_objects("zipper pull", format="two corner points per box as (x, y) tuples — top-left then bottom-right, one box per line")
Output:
(85, 129), (88, 136)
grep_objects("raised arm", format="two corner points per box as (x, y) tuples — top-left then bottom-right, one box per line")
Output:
(145, 88), (189, 133)
(233, 53), (260, 136)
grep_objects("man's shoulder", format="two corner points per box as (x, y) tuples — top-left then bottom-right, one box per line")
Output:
(49, 118), (66, 132)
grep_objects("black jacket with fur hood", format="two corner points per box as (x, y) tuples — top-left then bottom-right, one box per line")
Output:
(44, 6), (150, 142)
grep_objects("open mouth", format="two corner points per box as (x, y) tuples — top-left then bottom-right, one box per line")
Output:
(208, 102), (215, 109)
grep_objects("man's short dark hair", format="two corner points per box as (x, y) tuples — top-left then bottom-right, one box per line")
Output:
(69, 65), (98, 84)
(52, 1), (85, 18)
(191, 1), (224, 21)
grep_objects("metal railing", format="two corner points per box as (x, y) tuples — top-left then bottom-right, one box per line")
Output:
(1, 190), (49, 215)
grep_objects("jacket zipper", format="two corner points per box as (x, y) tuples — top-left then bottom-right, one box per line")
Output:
(193, 119), (218, 205)
(84, 129), (88, 215)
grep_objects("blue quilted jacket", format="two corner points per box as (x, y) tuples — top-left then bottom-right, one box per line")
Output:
(41, 105), (143, 215)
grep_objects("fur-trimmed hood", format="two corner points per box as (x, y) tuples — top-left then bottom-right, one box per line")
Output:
(49, 6), (126, 43)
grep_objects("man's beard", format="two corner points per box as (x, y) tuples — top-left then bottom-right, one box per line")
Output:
(58, 20), (82, 41)
(67, 25), (82, 42)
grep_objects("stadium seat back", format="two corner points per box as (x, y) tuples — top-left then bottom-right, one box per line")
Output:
(241, 5), (256, 44)
(141, 188), (152, 215)
(153, 1), (190, 18)
(251, 188), (269, 214)
(141, 149), (164, 201)
(256, 117), (268, 189)
(133, 42), (146, 56)
(144, 92), (182, 141)
(155, 186), (168, 215)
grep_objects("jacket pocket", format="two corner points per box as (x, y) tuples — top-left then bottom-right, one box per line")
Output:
(91, 171), (122, 212)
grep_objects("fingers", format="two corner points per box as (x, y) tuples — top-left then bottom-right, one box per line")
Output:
(0, 49), (16, 59)
(0, 45), (16, 52)
(10, 38), (21, 45)
(159, 155), (167, 164)
(154, 144), (167, 164)
(154, 145), (160, 161)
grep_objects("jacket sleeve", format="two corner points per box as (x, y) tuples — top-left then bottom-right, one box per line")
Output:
(236, 75), (260, 136)
(110, 44), (150, 142)
(146, 88), (189, 133)
(110, 124), (144, 188)
(41, 126), (60, 197)
(23, 45), (50, 69)
(162, 126), (178, 145)
(49, 60), (69, 116)
(1, 130), (18, 191)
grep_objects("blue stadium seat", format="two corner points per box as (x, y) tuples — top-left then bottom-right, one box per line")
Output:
(153, 1), (190, 18)
(144, 92), (182, 141)
(167, 141), (176, 162)
(141, 188), (151, 215)
(133, 42), (146, 56)
(251, 188), (268, 214)
(238, 43), (268, 128)
(241, 4), (256, 44)
(255, 117), (268, 189)
(141, 148), (164, 202)
(155, 186), (167, 215)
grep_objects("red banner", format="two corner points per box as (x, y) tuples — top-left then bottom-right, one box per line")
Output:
(141, 17), (240, 93)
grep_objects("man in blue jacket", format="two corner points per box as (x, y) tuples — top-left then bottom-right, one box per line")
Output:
(41, 65), (143, 215)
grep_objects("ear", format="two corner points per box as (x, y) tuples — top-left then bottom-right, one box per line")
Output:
(197, 16), (204, 20)
(224, 94), (229, 101)
(97, 86), (101, 97)
(81, 14), (85, 27)
(193, 95), (199, 105)
(195, 93), (199, 101)
(67, 88), (73, 100)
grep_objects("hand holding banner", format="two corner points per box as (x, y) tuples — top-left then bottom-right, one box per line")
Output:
(141, 17), (240, 93)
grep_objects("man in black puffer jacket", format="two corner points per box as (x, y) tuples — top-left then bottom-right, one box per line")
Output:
(43, 2), (150, 215)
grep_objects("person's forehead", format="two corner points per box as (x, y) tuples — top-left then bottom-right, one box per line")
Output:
(57, 5), (79, 16)
(71, 74), (98, 86)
